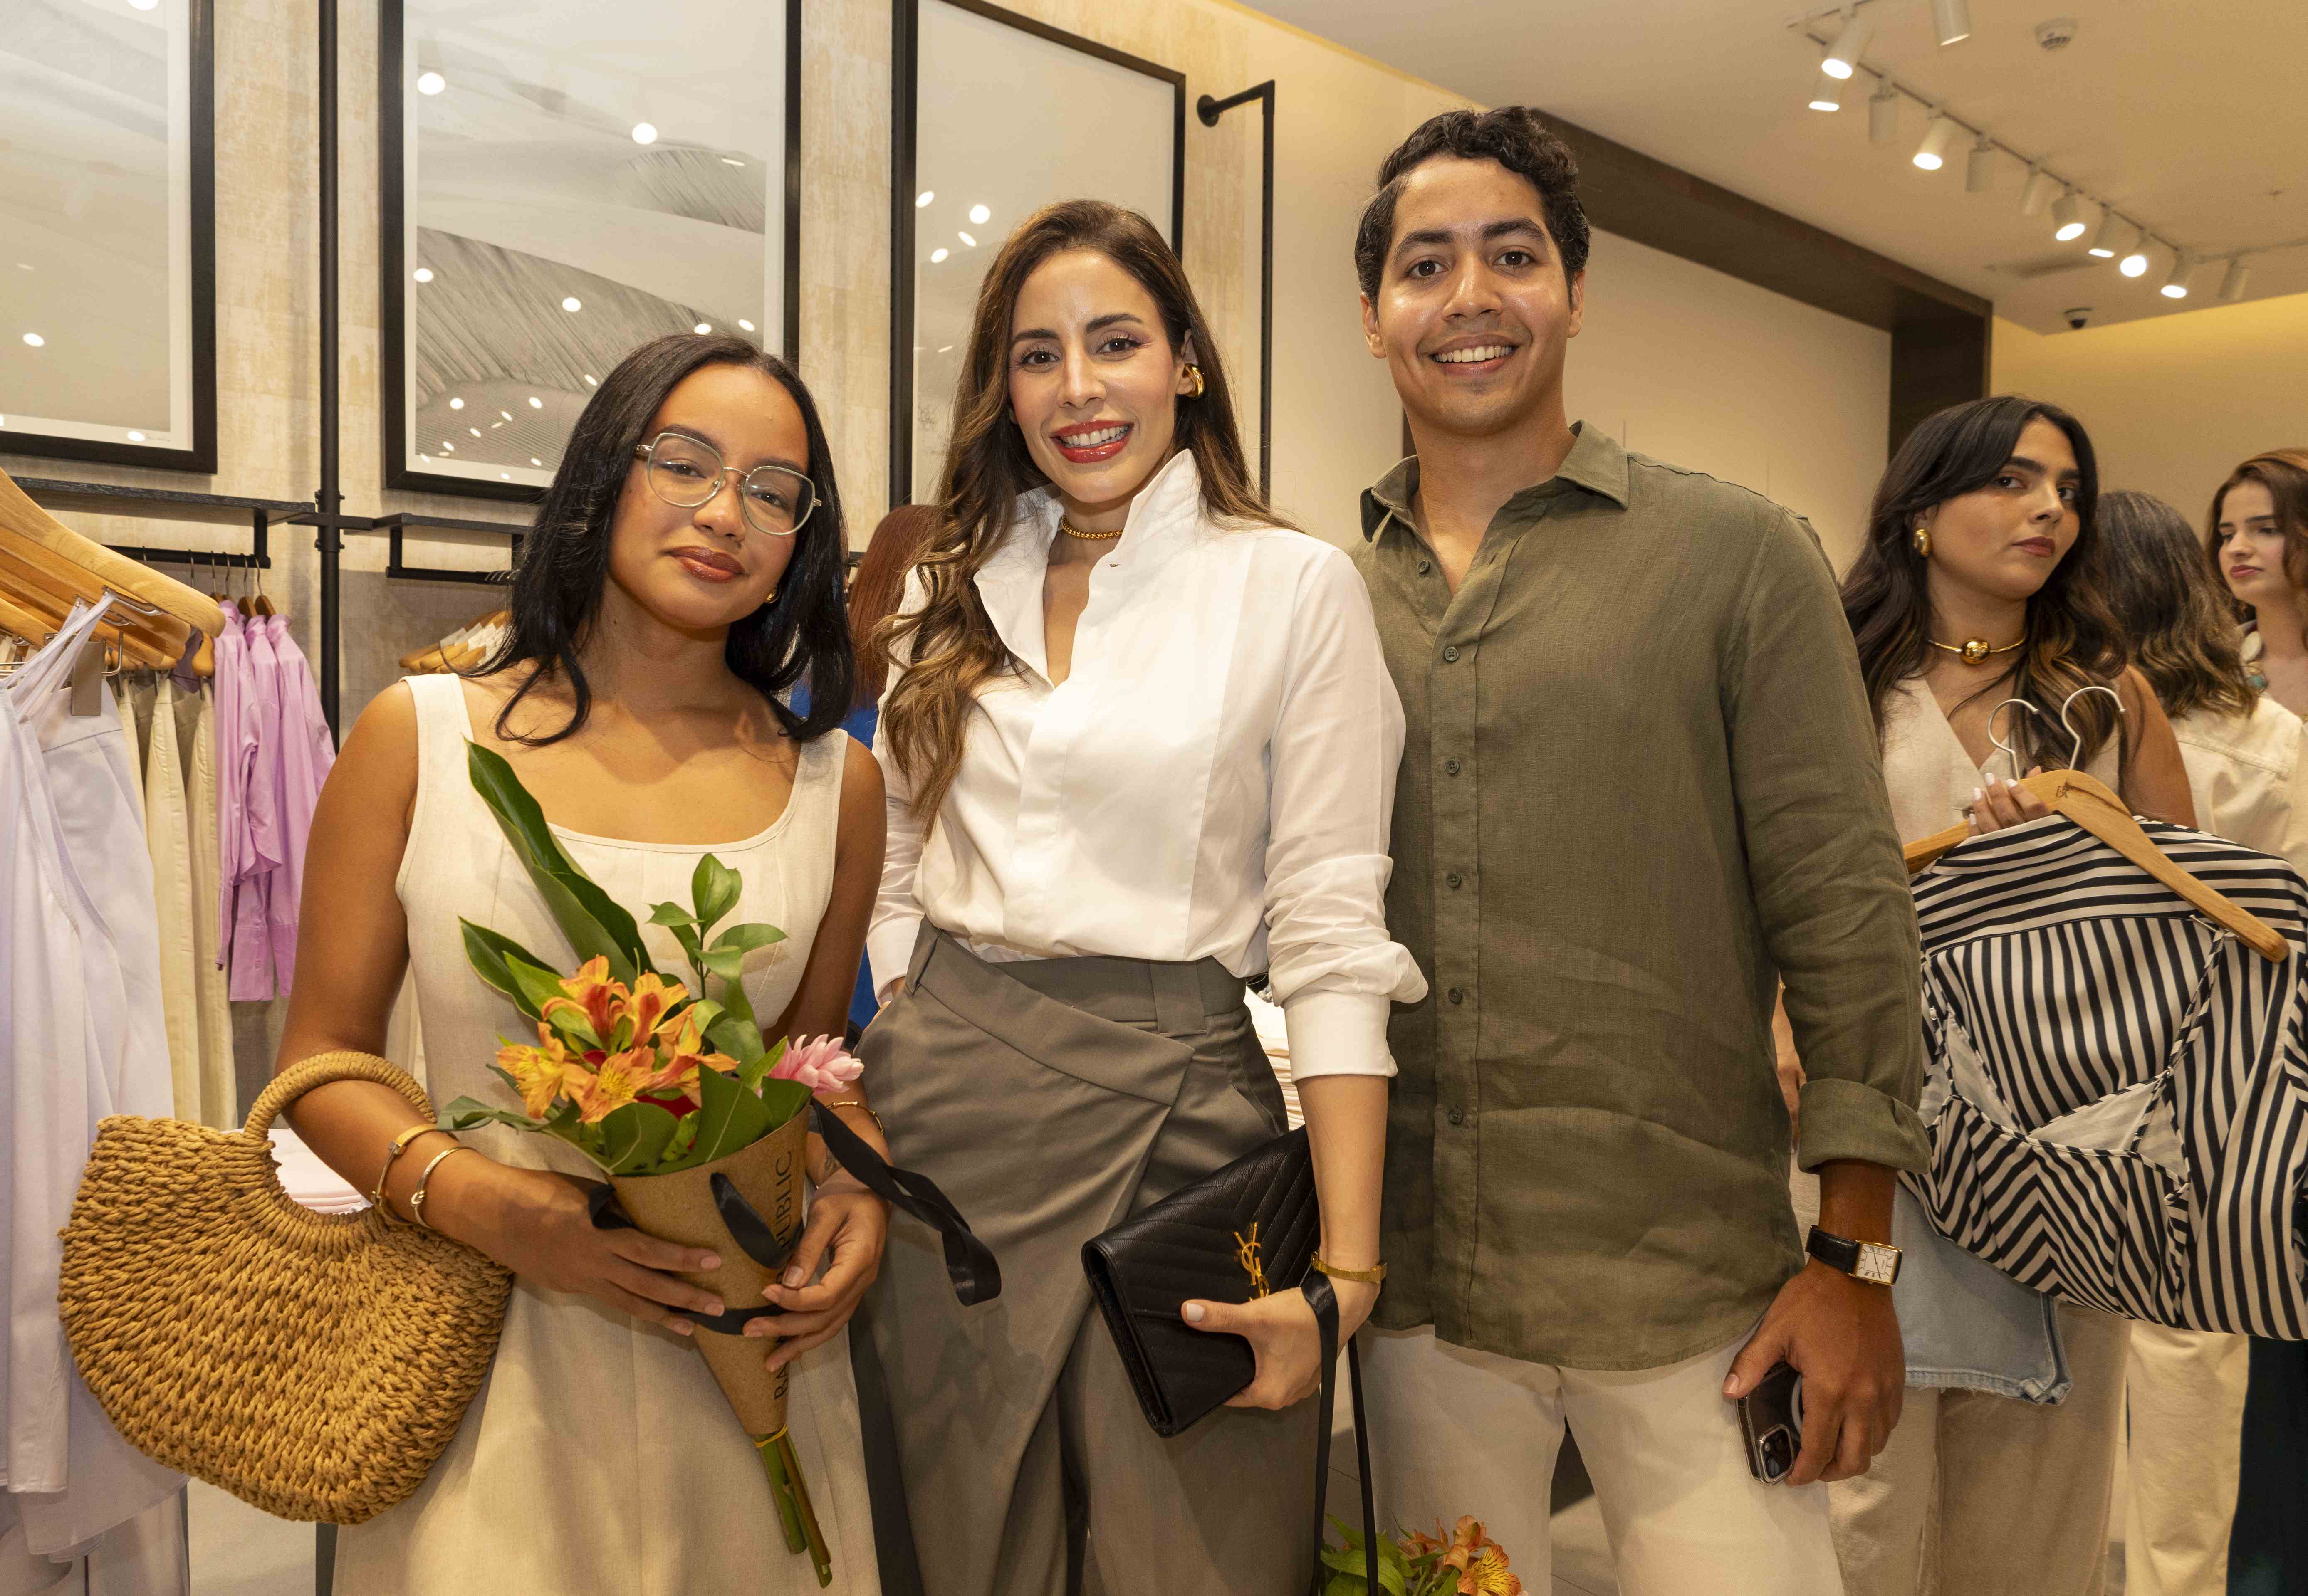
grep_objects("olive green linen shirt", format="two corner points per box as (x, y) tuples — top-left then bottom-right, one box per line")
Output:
(1354, 424), (1931, 1372)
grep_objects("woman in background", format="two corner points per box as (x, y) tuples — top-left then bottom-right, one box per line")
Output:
(2095, 487), (2300, 1596)
(2204, 448), (2308, 1596)
(1814, 395), (2192, 1596)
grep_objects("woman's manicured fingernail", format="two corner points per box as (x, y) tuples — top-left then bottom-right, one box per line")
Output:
(1183, 1302), (1206, 1323)
(673, 1320), (694, 1336)
(1972, 787), (1983, 803)
(1723, 1376), (1739, 1397)
(782, 1266), (806, 1289)
(1985, 772), (2000, 787)
(698, 1255), (722, 1271)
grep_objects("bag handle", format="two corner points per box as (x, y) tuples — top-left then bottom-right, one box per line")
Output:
(1302, 1272), (1379, 1595)
(245, 1051), (435, 1140)
(810, 1099), (1001, 1306)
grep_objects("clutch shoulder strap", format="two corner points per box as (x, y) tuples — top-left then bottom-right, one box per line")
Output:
(247, 1051), (435, 1139)
(1302, 1272), (1378, 1595)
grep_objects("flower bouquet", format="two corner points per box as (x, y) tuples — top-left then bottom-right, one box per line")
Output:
(440, 742), (851, 1585)
(1321, 1515), (1524, 1596)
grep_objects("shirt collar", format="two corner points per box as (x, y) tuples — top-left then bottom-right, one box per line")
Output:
(1359, 420), (1632, 541)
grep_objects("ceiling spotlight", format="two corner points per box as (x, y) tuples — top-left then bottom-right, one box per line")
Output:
(527, 395), (542, 408)
(449, 396), (464, 410)
(1930, 0), (1972, 46)
(1964, 136), (1994, 193)
(1866, 82), (1897, 141)
(1821, 7), (1875, 79)
(126, 430), (146, 442)
(2019, 164), (2056, 215)
(694, 321), (712, 334)
(416, 70), (445, 96)
(1912, 113), (1956, 171)
(2086, 213), (2125, 257)
(738, 318), (756, 331)
(1808, 68), (1843, 113)
(968, 204), (991, 224)
(631, 122), (658, 145)
(915, 190), (934, 208)
(930, 247), (950, 264)
(2219, 257), (2251, 302)
(442, 441), (454, 451)
(413, 266), (433, 282)
(21, 332), (43, 348)
(583, 373), (596, 385)
(530, 457), (543, 467)
(2118, 244), (2150, 278)
(562, 296), (581, 312)
(957, 231), (977, 247)
(2051, 191), (2086, 241)
(2161, 254), (2194, 299)
(499, 410), (512, 420)
(500, 474), (510, 481)
(470, 427), (481, 437)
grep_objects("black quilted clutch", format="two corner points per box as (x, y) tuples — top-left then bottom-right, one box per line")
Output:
(1081, 1126), (1319, 1437)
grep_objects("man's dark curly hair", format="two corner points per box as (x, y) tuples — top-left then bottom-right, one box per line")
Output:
(1353, 107), (1591, 302)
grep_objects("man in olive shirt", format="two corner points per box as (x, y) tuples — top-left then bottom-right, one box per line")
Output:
(1348, 108), (1931, 1590)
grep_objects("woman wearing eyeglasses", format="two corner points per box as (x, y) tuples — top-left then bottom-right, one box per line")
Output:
(273, 334), (891, 1593)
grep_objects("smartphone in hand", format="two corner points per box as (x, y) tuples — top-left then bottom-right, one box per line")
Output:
(1738, 1361), (1804, 1484)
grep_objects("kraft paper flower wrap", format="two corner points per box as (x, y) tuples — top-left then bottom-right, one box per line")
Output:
(439, 741), (882, 1586)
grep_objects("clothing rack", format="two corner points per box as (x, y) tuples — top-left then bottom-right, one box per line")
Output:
(16, 477), (304, 572)
(359, 513), (524, 586)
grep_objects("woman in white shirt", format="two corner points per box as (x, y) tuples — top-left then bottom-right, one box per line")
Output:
(2095, 487), (2303, 1596)
(856, 200), (1423, 1596)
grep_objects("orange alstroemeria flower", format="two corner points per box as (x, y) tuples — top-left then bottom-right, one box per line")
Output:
(1438, 1519), (1521, 1596)
(541, 955), (621, 1043)
(622, 971), (688, 1051)
(566, 1048), (652, 1124)
(496, 1026), (574, 1118)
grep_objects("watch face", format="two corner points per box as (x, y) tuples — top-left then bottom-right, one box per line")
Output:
(1854, 1243), (1901, 1286)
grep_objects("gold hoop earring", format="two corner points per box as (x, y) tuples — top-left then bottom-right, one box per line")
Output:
(1912, 524), (1932, 558)
(1182, 364), (1205, 400)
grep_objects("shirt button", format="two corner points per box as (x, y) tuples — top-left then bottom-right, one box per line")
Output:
(1447, 1106), (1465, 1126)
(1441, 645), (1460, 663)
(1447, 987), (1464, 1005)
(1445, 872), (1462, 889)
(1416, 560), (1432, 575)
(1443, 757), (1462, 776)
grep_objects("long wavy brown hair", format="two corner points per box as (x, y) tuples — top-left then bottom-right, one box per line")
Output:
(878, 199), (1272, 822)
(2094, 489), (2256, 720)
(848, 504), (938, 709)
(1842, 395), (2127, 771)
(2204, 448), (2308, 646)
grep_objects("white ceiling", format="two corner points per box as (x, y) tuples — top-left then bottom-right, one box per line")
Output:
(1245, 0), (2308, 335)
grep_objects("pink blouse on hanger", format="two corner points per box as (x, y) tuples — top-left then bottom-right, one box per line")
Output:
(226, 610), (284, 1001)
(264, 612), (335, 993)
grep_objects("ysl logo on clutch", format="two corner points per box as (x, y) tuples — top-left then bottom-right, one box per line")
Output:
(1234, 1223), (1272, 1299)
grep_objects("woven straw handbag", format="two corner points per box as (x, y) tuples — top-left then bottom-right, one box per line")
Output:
(58, 1050), (513, 1524)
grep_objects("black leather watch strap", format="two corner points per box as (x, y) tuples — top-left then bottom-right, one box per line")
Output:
(1806, 1225), (1902, 1286)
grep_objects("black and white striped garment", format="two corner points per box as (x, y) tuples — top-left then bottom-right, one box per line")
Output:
(1908, 815), (2308, 1338)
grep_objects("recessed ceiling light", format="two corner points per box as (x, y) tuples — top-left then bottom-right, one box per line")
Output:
(413, 267), (433, 282)
(930, 247), (950, 263)
(442, 441), (454, 451)
(583, 373), (596, 385)
(416, 70), (445, 95)
(470, 427), (481, 436)
(1912, 114), (1956, 171)
(957, 231), (977, 247)
(21, 332), (43, 348)
(937, 345), (953, 353)
(721, 156), (744, 167)
(916, 190), (934, 208)
(501, 473), (511, 480)
(694, 322), (712, 334)
(563, 296), (581, 312)
(527, 396), (542, 408)
(499, 410), (512, 420)
(530, 457), (542, 466)
(738, 318), (756, 331)
(490, 420), (504, 429)
(1821, 7), (1874, 79)
(2051, 190), (2087, 242)
(968, 204), (991, 224)
(449, 396), (464, 409)
(631, 122), (658, 145)
(126, 430), (146, 441)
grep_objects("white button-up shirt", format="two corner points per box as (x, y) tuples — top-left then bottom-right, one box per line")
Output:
(868, 450), (1426, 1079)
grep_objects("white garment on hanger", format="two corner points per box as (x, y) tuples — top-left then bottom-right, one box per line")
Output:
(177, 684), (234, 1129)
(143, 679), (202, 1120)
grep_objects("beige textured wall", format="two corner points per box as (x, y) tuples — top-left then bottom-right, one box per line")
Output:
(1991, 294), (2308, 526)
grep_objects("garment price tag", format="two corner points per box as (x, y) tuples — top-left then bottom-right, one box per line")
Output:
(68, 635), (105, 717)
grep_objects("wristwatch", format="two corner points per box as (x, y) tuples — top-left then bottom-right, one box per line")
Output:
(1806, 1225), (1902, 1286)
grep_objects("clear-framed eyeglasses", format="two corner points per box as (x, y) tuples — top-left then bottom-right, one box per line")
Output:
(633, 430), (818, 539)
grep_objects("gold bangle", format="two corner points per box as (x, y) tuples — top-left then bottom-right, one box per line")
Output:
(1311, 1253), (1387, 1285)
(369, 1124), (447, 1221)
(408, 1144), (480, 1231)
(819, 1098), (888, 1142)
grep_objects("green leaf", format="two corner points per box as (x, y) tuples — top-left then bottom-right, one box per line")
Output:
(647, 901), (699, 928)
(738, 1035), (786, 1093)
(662, 1111), (701, 1164)
(703, 946), (747, 982)
(656, 1057), (776, 1171)
(504, 956), (601, 1049)
(709, 920), (786, 954)
(671, 922), (706, 979)
(756, 1076), (813, 1131)
(440, 1095), (548, 1135)
(708, 1014), (766, 1067)
(467, 740), (657, 983)
(691, 853), (741, 934)
(460, 920), (556, 1020)
(596, 1100), (684, 1174)
(716, 969), (757, 1030)
(682, 998), (725, 1038)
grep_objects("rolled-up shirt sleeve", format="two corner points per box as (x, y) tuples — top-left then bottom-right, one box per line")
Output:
(867, 571), (929, 1003)
(1264, 546), (1429, 1080)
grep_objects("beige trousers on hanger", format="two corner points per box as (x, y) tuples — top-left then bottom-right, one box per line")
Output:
(140, 678), (202, 1121)
(178, 682), (235, 1128)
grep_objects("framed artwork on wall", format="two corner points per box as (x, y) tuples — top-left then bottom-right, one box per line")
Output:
(890, 0), (1184, 505)
(0, 0), (217, 473)
(381, 0), (801, 502)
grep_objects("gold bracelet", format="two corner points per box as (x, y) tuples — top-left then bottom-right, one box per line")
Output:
(369, 1124), (448, 1222)
(408, 1144), (480, 1231)
(819, 1098), (888, 1142)
(1310, 1253), (1387, 1285)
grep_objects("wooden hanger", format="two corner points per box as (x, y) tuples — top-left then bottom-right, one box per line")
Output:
(1904, 690), (2290, 964)
(0, 465), (224, 658)
(0, 590), (50, 652)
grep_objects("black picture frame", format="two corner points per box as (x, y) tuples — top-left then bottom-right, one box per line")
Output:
(888, 0), (1185, 506)
(0, 0), (217, 474)
(379, 0), (805, 504)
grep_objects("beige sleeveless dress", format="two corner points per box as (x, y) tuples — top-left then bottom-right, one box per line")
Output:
(334, 673), (881, 1596)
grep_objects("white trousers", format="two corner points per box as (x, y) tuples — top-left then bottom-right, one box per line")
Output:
(2125, 1324), (2249, 1596)
(1360, 1326), (1843, 1595)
